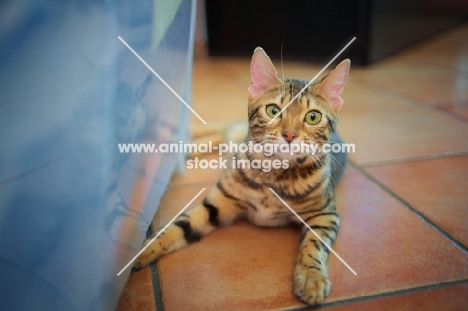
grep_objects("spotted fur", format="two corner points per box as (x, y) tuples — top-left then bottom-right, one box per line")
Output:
(135, 48), (350, 305)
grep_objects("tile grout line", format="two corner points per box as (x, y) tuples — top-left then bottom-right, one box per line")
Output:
(432, 105), (468, 124)
(354, 151), (468, 168)
(117, 188), (207, 276)
(150, 263), (165, 311)
(351, 73), (468, 125)
(349, 162), (468, 253)
(283, 278), (468, 311)
(145, 227), (164, 311)
(430, 99), (468, 108)
(350, 74), (424, 109)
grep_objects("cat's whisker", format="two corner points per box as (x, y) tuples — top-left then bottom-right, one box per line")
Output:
(281, 42), (286, 97)
(324, 153), (347, 187)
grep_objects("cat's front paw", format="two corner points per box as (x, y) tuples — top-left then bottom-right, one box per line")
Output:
(133, 238), (162, 269)
(293, 266), (331, 305)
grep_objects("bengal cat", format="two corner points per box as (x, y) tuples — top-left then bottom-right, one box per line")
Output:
(134, 47), (350, 305)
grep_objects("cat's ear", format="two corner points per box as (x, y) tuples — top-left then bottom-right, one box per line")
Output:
(248, 47), (280, 100)
(316, 59), (350, 113)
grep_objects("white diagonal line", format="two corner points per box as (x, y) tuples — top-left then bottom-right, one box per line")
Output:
(268, 188), (357, 275)
(117, 187), (206, 276)
(268, 37), (356, 124)
(118, 36), (207, 125)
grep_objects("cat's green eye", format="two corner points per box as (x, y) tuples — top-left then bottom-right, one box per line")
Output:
(304, 110), (322, 125)
(266, 104), (280, 118)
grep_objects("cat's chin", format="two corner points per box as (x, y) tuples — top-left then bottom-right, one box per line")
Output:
(272, 151), (308, 162)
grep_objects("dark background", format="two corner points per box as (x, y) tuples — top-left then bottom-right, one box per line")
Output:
(205, 0), (468, 65)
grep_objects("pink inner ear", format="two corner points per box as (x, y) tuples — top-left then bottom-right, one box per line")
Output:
(328, 96), (344, 112)
(248, 84), (266, 99)
(249, 48), (278, 99)
(318, 60), (350, 112)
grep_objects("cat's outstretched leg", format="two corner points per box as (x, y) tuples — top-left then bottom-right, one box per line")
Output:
(134, 187), (241, 269)
(293, 208), (340, 305)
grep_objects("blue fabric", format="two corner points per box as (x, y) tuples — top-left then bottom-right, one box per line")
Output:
(0, 0), (194, 309)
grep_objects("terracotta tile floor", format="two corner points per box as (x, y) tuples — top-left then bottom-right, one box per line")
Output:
(117, 24), (468, 310)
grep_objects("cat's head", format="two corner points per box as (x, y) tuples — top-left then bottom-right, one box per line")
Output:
(246, 47), (350, 163)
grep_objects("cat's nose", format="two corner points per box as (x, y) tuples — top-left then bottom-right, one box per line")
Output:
(282, 131), (297, 143)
